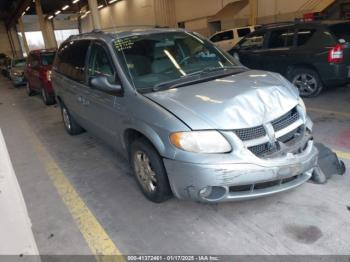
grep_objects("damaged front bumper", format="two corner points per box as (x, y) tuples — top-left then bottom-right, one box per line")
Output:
(164, 140), (318, 203)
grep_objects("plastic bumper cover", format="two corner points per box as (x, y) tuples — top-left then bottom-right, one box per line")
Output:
(164, 141), (318, 202)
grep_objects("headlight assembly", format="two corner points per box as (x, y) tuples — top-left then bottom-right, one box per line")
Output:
(170, 131), (231, 154)
(299, 97), (306, 112)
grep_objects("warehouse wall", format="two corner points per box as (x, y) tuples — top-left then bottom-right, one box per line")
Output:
(81, 0), (156, 32)
(0, 22), (12, 56)
(20, 15), (78, 32)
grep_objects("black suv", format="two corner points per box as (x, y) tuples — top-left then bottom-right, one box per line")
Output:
(229, 21), (350, 97)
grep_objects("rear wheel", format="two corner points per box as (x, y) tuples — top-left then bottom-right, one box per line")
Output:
(290, 68), (323, 97)
(60, 102), (84, 135)
(130, 138), (172, 203)
(26, 82), (35, 96)
(41, 88), (55, 106)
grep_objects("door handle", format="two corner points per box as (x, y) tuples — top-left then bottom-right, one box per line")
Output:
(77, 96), (90, 106)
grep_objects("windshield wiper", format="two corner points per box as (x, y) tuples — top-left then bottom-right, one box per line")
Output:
(186, 65), (244, 77)
(153, 66), (246, 92)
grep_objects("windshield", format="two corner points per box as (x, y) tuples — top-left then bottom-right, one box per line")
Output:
(41, 52), (56, 66)
(113, 32), (239, 90)
(13, 59), (26, 67)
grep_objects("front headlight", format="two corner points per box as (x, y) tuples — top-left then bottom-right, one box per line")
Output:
(299, 97), (306, 112)
(170, 131), (232, 153)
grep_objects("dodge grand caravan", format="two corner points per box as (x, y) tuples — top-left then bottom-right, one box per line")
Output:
(52, 28), (318, 203)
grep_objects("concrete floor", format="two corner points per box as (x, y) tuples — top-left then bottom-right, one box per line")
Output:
(0, 76), (349, 256)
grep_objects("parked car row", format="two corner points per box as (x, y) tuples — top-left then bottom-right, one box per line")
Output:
(0, 50), (57, 105)
(227, 20), (350, 97)
(3, 25), (322, 203)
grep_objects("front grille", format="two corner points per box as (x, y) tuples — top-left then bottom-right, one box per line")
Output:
(248, 142), (278, 156)
(272, 107), (299, 132)
(233, 126), (266, 141)
(229, 175), (299, 193)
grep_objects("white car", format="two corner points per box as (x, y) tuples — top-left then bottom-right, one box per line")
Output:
(210, 26), (261, 51)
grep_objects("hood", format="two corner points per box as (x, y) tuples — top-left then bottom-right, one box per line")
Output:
(144, 70), (300, 130)
(11, 67), (25, 74)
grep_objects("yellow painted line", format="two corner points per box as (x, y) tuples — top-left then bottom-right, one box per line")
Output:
(308, 107), (350, 118)
(28, 133), (124, 261)
(334, 150), (350, 160)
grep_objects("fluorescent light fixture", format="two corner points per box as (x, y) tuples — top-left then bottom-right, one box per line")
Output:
(86, 10), (91, 14)
(55, 10), (61, 15)
(108, 0), (117, 4)
(72, 0), (80, 3)
(62, 5), (69, 10)
(26, 6), (30, 11)
(48, 15), (54, 19)
(21, 11), (25, 16)
(81, 13), (88, 19)
(98, 4), (104, 9)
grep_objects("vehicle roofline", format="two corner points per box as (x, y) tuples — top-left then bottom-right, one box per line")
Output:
(61, 27), (190, 46)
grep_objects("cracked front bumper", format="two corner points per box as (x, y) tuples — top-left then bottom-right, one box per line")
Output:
(164, 141), (318, 203)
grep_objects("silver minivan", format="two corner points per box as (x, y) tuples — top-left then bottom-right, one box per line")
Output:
(52, 28), (318, 203)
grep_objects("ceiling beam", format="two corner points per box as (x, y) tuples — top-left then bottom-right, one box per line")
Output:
(6, 0), (32, 29)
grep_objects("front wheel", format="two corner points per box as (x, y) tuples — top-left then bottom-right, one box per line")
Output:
(290, 68), (323, 97)
(130, 138), (172, 203)
(26, 82), (35, 96)
(41, 88), (56, 105)
(60, 102), (84, 135)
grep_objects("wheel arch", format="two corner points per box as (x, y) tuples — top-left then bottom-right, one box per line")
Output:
(286, 64), (320, 80)
(123, 127), (167, 161)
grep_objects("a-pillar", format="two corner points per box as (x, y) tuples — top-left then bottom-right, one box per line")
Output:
(35, 0), (57, 49)
(17, 18), (30, 56)
(88, 0), (101, 29)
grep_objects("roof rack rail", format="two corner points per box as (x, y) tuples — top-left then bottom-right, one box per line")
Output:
(261, 21), (296, 28)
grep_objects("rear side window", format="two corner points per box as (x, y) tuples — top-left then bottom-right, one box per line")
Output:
(41, 52), (56, 66)
(210, 31), (234, 42)
(237, 28), (251, 38)
(268, 29), (294, 48)
(330, 23), (350, 43)
(296, 29), (316, 46)
(29, 54), (39, 68)
(56, 40), (90, 82)
(239, 31), (265, 49)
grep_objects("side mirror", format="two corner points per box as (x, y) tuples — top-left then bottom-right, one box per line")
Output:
(89, 75), (122, 95)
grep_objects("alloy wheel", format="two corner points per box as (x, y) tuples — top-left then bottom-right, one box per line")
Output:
(42, 88), (47, 103)
(62, 107), (71, 131)
(133, 150), (158, 193)
(292, 73), (318, 96)
(26, 83), (31, 95)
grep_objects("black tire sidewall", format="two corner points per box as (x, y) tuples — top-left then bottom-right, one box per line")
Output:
(130, 138), (172, 203)
(60, 102), (84, 135)
(290, 68), (323, 97)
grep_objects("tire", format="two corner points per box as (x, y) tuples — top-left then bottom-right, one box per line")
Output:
(130, 138), (172, 203)
(289, 67), (323, 98)
(41, 88), (56, 106)
(26, 82), (35, 96)
(60, 102), (84, 135)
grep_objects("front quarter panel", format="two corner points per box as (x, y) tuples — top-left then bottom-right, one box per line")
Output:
(120, 93), (191, 159)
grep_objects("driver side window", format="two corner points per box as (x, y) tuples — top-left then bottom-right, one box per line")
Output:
(88, 43), (116, 84)
(240, 31), (266, 49)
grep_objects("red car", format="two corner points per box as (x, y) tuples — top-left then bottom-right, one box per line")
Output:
(25, 49), (57, 105)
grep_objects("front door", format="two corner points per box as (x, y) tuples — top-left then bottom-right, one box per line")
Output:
(82, 42), (124, 148)
(235, 30), (267, 69)
(262, 28), (295, 75)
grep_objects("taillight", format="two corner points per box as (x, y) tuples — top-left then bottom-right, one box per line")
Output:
(328, 44), (344, 64)
(46, 70), (52, 81)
